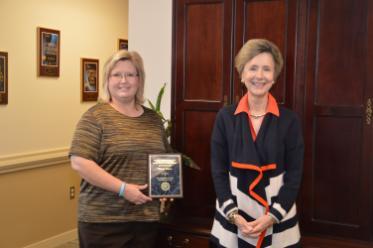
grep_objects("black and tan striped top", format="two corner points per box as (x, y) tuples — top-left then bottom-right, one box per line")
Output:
(69, 103), (171, 223)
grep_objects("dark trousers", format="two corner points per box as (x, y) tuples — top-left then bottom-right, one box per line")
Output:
(78, 221), (159, 248)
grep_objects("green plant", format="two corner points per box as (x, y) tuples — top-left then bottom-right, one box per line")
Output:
(147, 83), (200, 170)
(147, 83), (172, 139)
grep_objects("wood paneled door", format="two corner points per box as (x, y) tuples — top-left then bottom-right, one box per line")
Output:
(301, 0), (373, 241)
(171, 0), (234, 221)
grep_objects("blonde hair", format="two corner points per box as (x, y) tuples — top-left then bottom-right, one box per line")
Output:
(101, 50), (145, 104)
(235, 39), (283, 79)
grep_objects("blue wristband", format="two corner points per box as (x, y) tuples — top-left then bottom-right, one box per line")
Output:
(118, 182), (126, 197)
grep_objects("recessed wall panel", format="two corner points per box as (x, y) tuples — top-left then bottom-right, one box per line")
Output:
(185, 3), (224, 101)
(182, 110), (216, 216)
(245, 0), (288, 103)
(313, 116), (362, 226)
(315, 0), (366, 106)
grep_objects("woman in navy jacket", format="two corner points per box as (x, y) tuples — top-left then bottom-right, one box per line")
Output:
(210, 39), (304, 248)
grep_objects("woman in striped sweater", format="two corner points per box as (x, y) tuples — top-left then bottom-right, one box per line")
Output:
(69, 50), (171, 247)
(210, 39), (304, 248)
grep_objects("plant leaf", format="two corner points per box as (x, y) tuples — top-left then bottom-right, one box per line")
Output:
(165, 120), (172, 139)
(150, 83), (200, 171)
(157, 110), (165, 119)
(156, 83), (166, 111)
(147, 99), (156, 111)
(182, 154), (201, 170)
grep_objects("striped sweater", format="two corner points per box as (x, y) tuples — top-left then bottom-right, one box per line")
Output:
(210, 101), (304, 248)
(69, 103), (171, 223)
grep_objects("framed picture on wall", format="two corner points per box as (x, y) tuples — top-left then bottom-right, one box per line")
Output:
(81, 58), (99, 102)
(38, 27), (60, 77)
(118, 39), (128, 50)
(0, 51), (8, 104)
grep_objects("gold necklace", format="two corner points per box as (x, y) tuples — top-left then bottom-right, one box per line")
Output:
(249, 113), (266, 119)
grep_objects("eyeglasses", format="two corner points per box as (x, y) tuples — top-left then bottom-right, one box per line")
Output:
(110, 72), (139, 80)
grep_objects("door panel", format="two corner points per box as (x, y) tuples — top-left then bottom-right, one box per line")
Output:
(172, 0), (233, 219)
(313, 116), (362, 225)
(182, 110), (216, 216)
(234, 0), (297, 106)
(185, 4), (224, 101)
(302, 0), (373, 240)
(315, 1), (366, 106)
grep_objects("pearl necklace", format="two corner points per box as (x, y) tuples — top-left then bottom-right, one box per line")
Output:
(249, 113), (266, 119)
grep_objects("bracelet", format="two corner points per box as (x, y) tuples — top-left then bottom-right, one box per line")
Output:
(267, 212), (279, 224)
(227, 209), (239, 224)
(118, 182), (126, 197)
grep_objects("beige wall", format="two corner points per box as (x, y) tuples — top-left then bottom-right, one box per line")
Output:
(0, 162), (79, 248)
(0, 0), (128, 247)
(0, 0), (128, 156)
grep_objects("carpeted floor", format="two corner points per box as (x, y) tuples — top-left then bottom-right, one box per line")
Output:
(54, 239), (79, 248)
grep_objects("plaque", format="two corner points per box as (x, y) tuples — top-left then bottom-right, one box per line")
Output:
(81, 58), (99, 102)
(37, 27), (60, 77)
(148, 154), (183, 198)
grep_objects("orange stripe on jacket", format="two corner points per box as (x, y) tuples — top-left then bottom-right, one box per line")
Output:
(231, 161), (276, 248)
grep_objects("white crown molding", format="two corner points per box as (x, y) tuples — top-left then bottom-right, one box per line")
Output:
(0, 148), (70, 174)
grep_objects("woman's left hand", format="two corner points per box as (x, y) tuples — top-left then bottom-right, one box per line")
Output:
(124, 183), (152, 205)
(246, 214), (276, 237)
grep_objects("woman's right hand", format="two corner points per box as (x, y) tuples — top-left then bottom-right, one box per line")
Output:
(123, 183), (152, 205)
(234, 215), (254, 237)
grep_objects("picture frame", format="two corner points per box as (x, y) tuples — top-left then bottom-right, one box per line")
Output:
(118, 39), (128, 50)
(38, 27), (60, 77)
(81, 58), (99, 102)
(0, 51), (8, 105)
(148, 153), (183, 198)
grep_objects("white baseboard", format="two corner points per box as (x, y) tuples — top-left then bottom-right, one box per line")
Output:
(23, 229), (77, 248)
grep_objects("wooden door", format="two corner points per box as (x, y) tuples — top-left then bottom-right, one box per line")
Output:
(301, 0), (373, 241)
(172, 0), (234, 221)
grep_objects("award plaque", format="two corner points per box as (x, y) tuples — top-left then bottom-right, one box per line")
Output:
(148, 154), (183, 198)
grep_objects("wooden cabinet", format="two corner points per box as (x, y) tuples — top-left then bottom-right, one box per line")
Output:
(156, 220), (211, 248)
(167, 0), (373, 247)
(156, 232), (208, 248)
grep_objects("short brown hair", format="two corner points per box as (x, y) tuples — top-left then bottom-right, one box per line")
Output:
(102, 50), (145, 104)
(235, 39), (283, 79)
